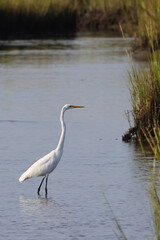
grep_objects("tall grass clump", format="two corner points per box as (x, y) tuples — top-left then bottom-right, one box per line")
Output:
(0, 0), (139, 38)
(0, 0), (77, 38)
(141, 121), (160, 159)
(143, 125), (160, 239)
(133, 0), (160, 50)
(1, 0), (160, 41)
(123, 50), (160, 143)
(73, 0), (138, 33)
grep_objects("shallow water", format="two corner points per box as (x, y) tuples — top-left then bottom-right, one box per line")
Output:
(0, 35), (155, 239)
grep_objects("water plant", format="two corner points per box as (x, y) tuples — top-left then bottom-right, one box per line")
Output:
(102, 192), (127, 240)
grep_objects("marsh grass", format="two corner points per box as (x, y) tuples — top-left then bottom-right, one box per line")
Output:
(103, 178), (160, 240)
(0, 0), (138, 38)
(124, 3), (160, 236)
(126, 24), (160, 237)
(139, 121), (160, 239)
(0, 0), (160, 41)
(102, 192), (127, 240)
(123, 48), (160, 142)
(135, 0), (160, 50)
(0, 0), (77, 38)
(150, 175), (160, 239)
(140, 122), (160, 160)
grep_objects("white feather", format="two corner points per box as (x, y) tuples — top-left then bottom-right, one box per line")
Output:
(18, 104), (84, 196)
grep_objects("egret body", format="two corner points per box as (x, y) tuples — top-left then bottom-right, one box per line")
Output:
(19, 104), (84, 197)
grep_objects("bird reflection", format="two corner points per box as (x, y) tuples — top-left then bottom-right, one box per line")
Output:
(19, 195), (64, 219)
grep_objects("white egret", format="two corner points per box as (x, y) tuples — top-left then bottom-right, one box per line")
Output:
(19, 104), (84, 197)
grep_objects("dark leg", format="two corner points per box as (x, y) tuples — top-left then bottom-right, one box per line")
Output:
(45, 176), (48, 198)
(37, 177), (45, 196)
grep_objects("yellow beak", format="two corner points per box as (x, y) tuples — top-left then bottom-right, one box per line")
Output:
(70, 105), (84, 108)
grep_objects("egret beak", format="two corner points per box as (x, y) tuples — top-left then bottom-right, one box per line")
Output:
(71, 105), (84, 108)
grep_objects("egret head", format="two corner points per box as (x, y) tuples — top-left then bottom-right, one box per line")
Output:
(63, 104), (84, 111)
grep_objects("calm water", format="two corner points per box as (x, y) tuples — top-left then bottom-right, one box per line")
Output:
(0, 35), (155, 239)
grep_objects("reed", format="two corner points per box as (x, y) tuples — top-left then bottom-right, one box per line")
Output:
(0, 0), (138, 38)
(0, 0), (78, 38)
(0, 0), (160, 42)
(0, 0), (135, 13)
(135, 0), (160, 50)
(102, 192), (127, 240)
(103, 178), (160, 239)
(142, 123), (160, 239)
(150, 175), (160, 240)
(123, 48), (160, 142)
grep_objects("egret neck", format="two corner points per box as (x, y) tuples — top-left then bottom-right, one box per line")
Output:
(56, 107), (66, 153)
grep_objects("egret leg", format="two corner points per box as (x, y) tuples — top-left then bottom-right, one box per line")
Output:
(37, 177), (45, 196)
(45, 176), (48, 198)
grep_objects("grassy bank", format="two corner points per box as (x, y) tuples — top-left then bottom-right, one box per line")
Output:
(134, 0), (160, 51)
(122, 50), (160, 143)
(0, 0), (137, 39)
(122, 1), (160, 155)
(0, 0), (77, 38)
(0, 0), (160, 44)
(122, 4), (160, 237)
(0, 0), (160, 46)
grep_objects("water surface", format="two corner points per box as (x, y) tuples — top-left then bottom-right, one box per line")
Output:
(0, 35), (155, 239)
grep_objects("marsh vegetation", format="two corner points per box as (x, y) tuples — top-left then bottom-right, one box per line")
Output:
(0, 0), (159, 44)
